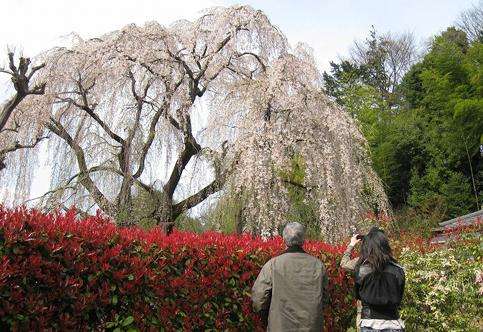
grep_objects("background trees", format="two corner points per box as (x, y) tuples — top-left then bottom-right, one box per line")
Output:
(323, 8), (482, 223)
(2, 3), (479, 238)
(456, 3), (483, 42)
(401, 27), (482, 215)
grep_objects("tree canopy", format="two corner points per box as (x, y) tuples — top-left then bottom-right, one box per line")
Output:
(323, 19), (482, 220)
(0, 6), (388, 242)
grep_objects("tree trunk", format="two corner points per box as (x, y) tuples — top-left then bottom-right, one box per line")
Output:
(464, 136), (480, 210)
(159, 222), (175, 235)
(155, 196), (175, 235)
(116, 186), (134, 226)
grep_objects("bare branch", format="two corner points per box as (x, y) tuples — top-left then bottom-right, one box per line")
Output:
(23, 185), (77, 204)
(47, 117), (116, 214)
(172, 179), (221, 218)
(0, 52), (46, 132)
(237, 51), (267, 72)
(0, 135), (48, 155)
(57, 77), (125, 145)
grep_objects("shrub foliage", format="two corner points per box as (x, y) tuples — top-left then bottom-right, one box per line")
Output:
(1, 207), (480, 331)
(0, 207), (354, 331)
(399, 236), (482, 331)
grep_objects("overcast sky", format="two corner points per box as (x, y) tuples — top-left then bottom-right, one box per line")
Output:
(1, 0), (478, 73)
(0, 0), (478, 204)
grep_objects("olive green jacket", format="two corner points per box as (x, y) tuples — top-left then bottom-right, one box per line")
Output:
(340, 244), (359, 272)
(251, 248), (328, 332)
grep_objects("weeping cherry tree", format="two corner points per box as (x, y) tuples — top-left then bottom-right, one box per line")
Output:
(1, 6), (389, 240)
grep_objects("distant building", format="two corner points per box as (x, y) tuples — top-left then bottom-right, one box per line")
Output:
(431, 210), (482, 244)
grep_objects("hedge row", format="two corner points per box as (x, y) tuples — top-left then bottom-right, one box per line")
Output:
(399, 235), (482, 331)
(0, 208), (355, 331)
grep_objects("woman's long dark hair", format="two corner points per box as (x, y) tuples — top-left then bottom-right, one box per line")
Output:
(358, 227), (396, 272)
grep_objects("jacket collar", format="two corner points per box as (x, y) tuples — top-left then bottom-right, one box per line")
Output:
(283, 245), (306, 254)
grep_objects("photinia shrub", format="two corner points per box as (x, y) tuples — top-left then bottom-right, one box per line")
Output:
(0, 207), (355, 331)
(399, 236), (482, 331)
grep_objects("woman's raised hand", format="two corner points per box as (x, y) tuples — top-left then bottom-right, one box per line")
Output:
(349, 234), (361, 247)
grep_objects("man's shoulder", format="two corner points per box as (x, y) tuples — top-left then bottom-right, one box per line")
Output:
(305, 252), (324, 264)
(262, 256), (277, 266)
(276, 251), (324, 264)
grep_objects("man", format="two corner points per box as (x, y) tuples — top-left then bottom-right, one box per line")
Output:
(251, 222), (328, 331)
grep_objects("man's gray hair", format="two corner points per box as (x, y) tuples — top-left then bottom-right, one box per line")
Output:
(282, 222), (306, 247)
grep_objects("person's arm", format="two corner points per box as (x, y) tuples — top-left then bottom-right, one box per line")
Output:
(251, 260), (273, 312)
(340, 234), (361, 272)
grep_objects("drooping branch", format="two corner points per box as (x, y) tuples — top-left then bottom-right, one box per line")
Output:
(70, 77), (125, 145)
(47, 117), (116, 215)
(172, 179), (221, 218)
(0, 135), (49, 155)
(24, 184), (78, 204)
(0, 135), (48, 171)
(237, 51), (267, 72)
(63, 164), (120, 187)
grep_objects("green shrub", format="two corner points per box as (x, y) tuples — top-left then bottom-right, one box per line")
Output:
(400, 238), (482, 331)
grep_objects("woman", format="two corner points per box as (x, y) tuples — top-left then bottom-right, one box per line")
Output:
(341, 227), (405, 332)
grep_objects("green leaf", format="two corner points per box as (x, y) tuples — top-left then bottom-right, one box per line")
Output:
(149, 316), (160, 326)
(113, 328), (121, 332)
(127, 274), (134, 281)
(112, 295), (118, 305)
(15, 314), (26, 321)
(106, 322), (116, 328)
(122, 316), (134, 327)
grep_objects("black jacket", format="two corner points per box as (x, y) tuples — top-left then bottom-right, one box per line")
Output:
(355, 261), (405, 320)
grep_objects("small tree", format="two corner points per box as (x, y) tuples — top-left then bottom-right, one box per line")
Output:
(349, 28), (418, 107)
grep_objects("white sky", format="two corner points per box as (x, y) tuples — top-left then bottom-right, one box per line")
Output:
(1, 0), (478, 71)
(0, 0), (479, 207)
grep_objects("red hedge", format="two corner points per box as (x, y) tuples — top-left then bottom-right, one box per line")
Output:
(0, 207), (355, 331)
